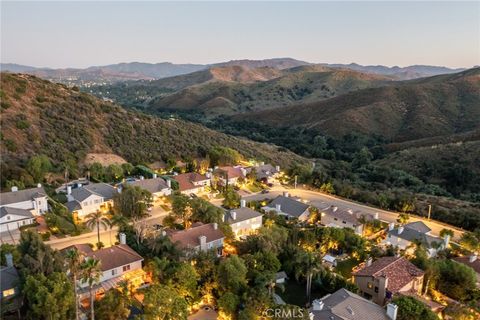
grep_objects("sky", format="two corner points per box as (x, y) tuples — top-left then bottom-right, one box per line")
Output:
(1, 1), (479, 69)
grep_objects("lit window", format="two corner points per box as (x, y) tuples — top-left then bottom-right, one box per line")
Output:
(3, 288), (15, 298)
(367, 282), (373, 289)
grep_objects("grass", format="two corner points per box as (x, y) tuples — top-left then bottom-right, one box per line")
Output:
(245, 183), (262, 193)
(335, 258), (359, 279)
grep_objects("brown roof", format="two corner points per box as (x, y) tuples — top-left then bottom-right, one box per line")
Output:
(86, 244), (143, 271)
(173, 173), (209, 192)
(61, 243), (94, 255)
(216, 166), (245, 179)
(169, 223), (224, 249)
(353, 257), (424, 293)
(453, 256), (480, 274)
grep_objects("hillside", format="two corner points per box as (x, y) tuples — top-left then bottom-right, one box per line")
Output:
(0, 73), (307, 183)
(235, 68), (480, 142)
(212, 58), (310, 70)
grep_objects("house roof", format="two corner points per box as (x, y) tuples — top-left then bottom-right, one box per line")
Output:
(61, 243), (94, 255)
(266, 196), (309, 218)
(128, 178), (169, 194)
(0, 266), (20, 292)
(321, 206), (363, 225)
(453, 256), (480, 274)
(169, 223), (224, 249)
(248, 164), (278, 180)
(0, 207), (34, 219)
(70, 183), (116, 202)
(275, 271), (288, 280)
(353, 256), (424, 293)
(404, 221), (431, 234)
(215, 166), (245, 179)
(225, 207), (262, 224)
(173, 173), (209, 192)
(311, 288), (389, 320)
(149, 160), (167, 170)
(86, 244), (143, 272)
(387, 224), (442, 249)
(65, 200), (82, 212)
(0, 187), (47, 206)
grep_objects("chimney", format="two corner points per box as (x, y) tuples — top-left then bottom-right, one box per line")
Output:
(275, 165), (280, 172)
(140, 176), (144, 180)
(162, 230), (167, 237)
(443, 234), (451, 248)
(221, 214), (225, 223)
(166, 179), (172, 188)
(119, 232), (127, 245)
(332, 206), (338, 212)
(398, 226), (404, 234)
(240, 199), (246, 208)
(67, 185), (72, 195)
(260, 161), (265, 166)
(205, 172), (212, 179)
(37, 183), (42, 188)
(283, 191), (289, 197)
(469, 254), (478, 263)
(275, 204), (281, 212)
(386, 303), (398, 320)
(312, 299), (324, 311)
(5, 253), (14, 267)
(199, 235), (207, 251)
(153, 173), (157, 179)
(240, 168), (247, 177)
(366, 257), (373, 267)
(374, 212), (379, 220)
(213, 223), (218, 230)
(11, 186), (18, 192)
(347, 209), (353, 214)
(388, 223), (395, 231)
(78, 183), (82, 188)
(231, 211), (237, 220)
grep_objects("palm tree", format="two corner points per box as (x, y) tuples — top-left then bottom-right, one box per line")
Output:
(66, 248), (83, 320)
(81, 258), (102, 320)
(109, 214), (129, 245)
(85, 210), (111, 246)
(294, 251), (323, 305)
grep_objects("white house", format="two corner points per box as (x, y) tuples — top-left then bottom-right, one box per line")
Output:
(65, 183), (117, 220)
(262, 193), (310, 221)
(320, 206), (376, 235)
(224, 200), (262, 238)
(127, 176), (172, 203)
(168, 223), (224, 256)
(0, 185), (48, 232)
(173, 173), (211, 195)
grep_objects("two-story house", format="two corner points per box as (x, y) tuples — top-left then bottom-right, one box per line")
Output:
(353, 256), (424, 306)
(168, 222), (224, 256)
(0, 254), (22, 316)
(65, 183), (117, 221)
(173, 173), (211, 195)
(382, 221), (448, 257)
(0, 185), (48, 232)
(262, 194), (310, 221)
(127, 175), (172, 203)
(214, 166), (246, 186)
(246, 163), (280, 184)
(320, 206), (376, 235)
(224, 200), (263, 238)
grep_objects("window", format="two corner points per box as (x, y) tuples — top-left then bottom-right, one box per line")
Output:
(7, 216), (10, 221)
(334, 218), (338, 221)
(342, 221), (346, 224)
(375, 286), (379, 293)
(112, 269), (118, 276)
(2, 288), (15, 298)
(367, 282), (373, 289)
(122, 264), (131, 272)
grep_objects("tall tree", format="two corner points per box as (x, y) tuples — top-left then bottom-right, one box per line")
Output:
(142, 285), (188, 320)
(81, 258), (102, 320)
(94, 286), (131, 320)
(171, 193), (193, 229)
(222, 186), (240, 209)
(217, 255), (248, 295)
(18, 230), (64, 276)
(392, 296), (438, 320)
(294, 250), (323, 304)
(65, 248), (83, 320)
(113, 185), (152, 220)
(26, 154), (52, 183)
(85, 210), (110, 247)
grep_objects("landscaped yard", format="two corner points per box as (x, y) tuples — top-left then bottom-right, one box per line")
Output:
(335, 258), (359, 278)
(276, 279), (326, 307)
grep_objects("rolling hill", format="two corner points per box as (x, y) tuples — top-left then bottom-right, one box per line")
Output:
(0, 73), (307, 184)
(235, 68), (480, 142)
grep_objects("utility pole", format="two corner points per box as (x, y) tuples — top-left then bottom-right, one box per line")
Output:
(427, 204), (432, 220)
(294, 175), (298, 189)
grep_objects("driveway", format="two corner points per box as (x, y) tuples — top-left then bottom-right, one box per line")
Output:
(0, 229), (21, 245)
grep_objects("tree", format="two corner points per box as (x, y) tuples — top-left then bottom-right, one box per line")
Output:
(190, 198), (223, 224)
(319, 181), (335, 194)
(351, 147), (373, 170)
(89, 162), (105, 181)
(106, 164), (124, 182)
(113, 185), (152, 221)
(85, 211), (110, 246)
(18, 230), (64, 276)
(94, 287), (131, 320)
(439, 228), (454, 239)
(171, 192), (193, 229)
(397, 213), (410, 224)
(293, 250), (323, 304)
(436, 259), (476, 300)
(65, 248), (83, 320)
(392, 296), (438, 320)
(218, 292), (240, 318)
(171, 263), (200, 302)
(222, 186), (240, 209)
(81, 258), (102, 320)
(459, 232), (480, 253)
(26, 155), (52, 183)
(217, 255), (248, 295)
(121, 163), (134, 176)
(142, 285), (188, 320)
(23, 272), (76, 320)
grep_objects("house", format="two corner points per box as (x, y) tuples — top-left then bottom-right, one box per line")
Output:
(262, 194), (310, 221)
(310, 288), (397, 320)
(0, 254), (22, 316)
(65, 183), (117, 220)
(382, 221), (448, 257)
(353, 256), (424, 306)
(453, 254), (480, 286)
(320, 206), (377, 235)
(168, 223), (224, 256)
(0, 207), (36, 233)
(148, 160), (167, 173)
(214, 166), (246, 186)
(223, 200), (262, 238)
(321, 254), (338, 270)
(246, 163), (280, 184)
(275, 271), (288, 284)
(127, 176), (172, 202)
(173, 173), (211, 195)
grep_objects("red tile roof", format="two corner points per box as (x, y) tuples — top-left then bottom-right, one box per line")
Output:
(353, 256), (424, 293)
(216, 166), (245, 179)
(169, 223), (224, 249)
(173, 173), (209, 192)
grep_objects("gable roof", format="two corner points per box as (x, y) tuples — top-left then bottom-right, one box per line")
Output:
(387, 225), (442, 249)
(0, 187), (47, 206)
(320, 206), (363, 225)
(70, 183), (116, 202)
(404, 221), (431, 234)
(0, 207), (34, 219)
(65, 200), (82, 212)
(311, 288), (389, 320)
(215, 166), (245, 179)
(128, 178), (169, 194)
(86, 244), (143, 272)
(225, 207), (262, 224)
(169, 223), (224, 249)
(248, 164), (278, 180)
(0, 266), (20, 292)
(173, 173), (209, 192)
(266, 196), (309, 217)
(353, 256), (424, 293)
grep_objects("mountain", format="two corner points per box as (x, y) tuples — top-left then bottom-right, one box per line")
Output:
(0, 73), (307, 183)
(212, 58), (310, 70)
(235, 68), (480, 143)
(321, 63), (466, 80)
(139, 65), (392, 115)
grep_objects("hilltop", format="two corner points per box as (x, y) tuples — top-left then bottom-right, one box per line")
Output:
(0, 73), (307, 183)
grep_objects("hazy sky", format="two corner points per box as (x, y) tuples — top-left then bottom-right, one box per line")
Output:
(1, 1), (479, 68)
